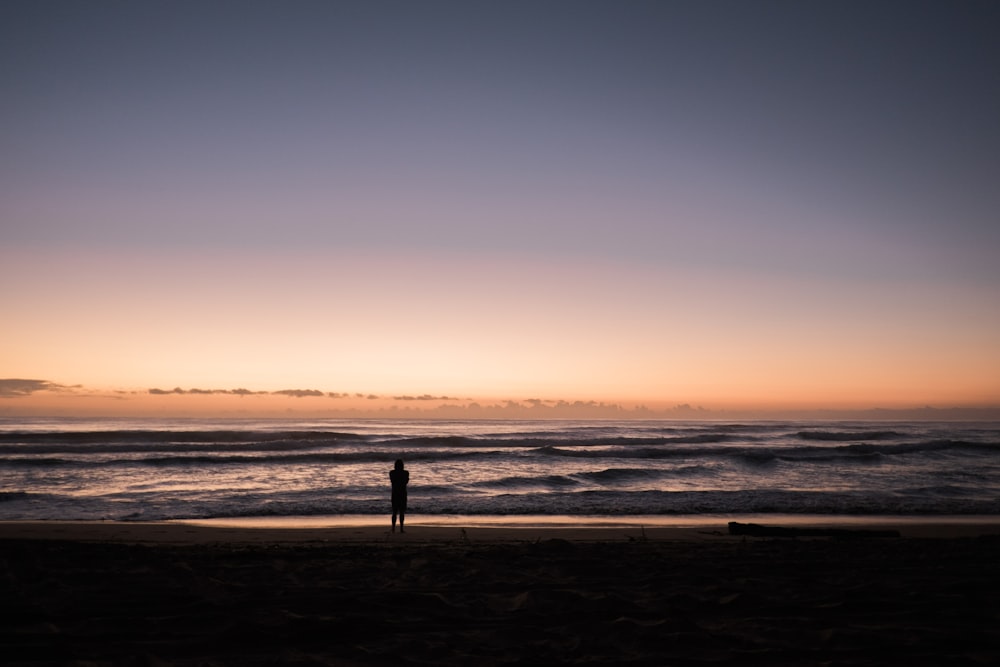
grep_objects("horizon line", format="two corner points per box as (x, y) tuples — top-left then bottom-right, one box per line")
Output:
(2, 379), (998, 420)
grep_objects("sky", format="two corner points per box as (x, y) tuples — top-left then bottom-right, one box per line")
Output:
(2, 1), (999, 417)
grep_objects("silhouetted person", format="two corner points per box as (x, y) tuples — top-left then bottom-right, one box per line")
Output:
(390, 459), (409, 533)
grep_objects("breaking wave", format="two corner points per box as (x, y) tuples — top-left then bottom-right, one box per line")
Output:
(2, 418), (998, 520)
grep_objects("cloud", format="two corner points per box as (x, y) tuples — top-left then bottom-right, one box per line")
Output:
(148, 387), (267, 396)
(0, 379), (71, 397)
(392, 394), (460, 401)
(273, 389), (325, 398)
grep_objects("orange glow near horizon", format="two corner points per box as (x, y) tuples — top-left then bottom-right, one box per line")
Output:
(2, 381), (999, 420)
(2, 247), (998, 418)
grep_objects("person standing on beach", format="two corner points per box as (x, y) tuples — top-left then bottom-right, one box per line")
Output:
(390, 459), (409, 533)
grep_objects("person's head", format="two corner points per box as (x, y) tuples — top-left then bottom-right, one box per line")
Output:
(394, 459), (404, 470)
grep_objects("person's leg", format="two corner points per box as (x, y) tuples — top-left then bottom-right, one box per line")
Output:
(399, 509), (405, 532)
(392, 505), (397, 532)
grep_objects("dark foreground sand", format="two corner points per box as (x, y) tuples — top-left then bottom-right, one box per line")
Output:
(3, 520), (1000, 666)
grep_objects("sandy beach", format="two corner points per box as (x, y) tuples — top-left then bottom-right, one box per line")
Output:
(3, 518), (1000, 666)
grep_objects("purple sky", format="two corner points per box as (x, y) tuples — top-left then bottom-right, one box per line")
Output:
(2, 1), (999, 410)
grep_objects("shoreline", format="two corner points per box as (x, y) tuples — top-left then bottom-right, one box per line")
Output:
(3, 513), (1000, 544)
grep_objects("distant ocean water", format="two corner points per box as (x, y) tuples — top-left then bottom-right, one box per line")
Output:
(1, 418), (999, 521)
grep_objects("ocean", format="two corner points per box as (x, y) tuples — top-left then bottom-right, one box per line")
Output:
(1, 418), (999, 522)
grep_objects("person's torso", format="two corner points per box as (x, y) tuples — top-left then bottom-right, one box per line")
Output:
(390, 469), (409, 491)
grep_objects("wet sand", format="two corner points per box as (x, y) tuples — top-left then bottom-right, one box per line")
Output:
(3, 519), (1000, 665)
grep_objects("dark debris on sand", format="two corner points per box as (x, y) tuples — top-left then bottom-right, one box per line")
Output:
(2, 536), (1000, 666)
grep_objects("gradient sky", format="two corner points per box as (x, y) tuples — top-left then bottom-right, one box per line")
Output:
(2, 1), (999, 416)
